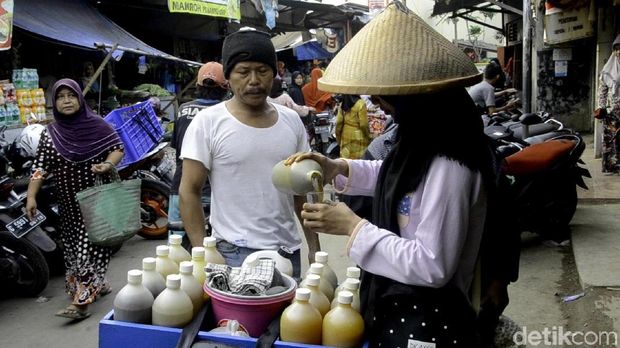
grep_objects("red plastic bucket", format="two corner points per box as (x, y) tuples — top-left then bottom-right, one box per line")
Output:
(204, 274), (296, 337)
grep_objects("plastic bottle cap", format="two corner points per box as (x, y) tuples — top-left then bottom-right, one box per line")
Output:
(295, 288), (311, 301)
(338, 291), (353, 304)
(203, 236), (217, 247)
(343, 278), (360, 291)
(166, 274), (181, 289)
(156, 245), (170, 256)
(315, 251), (329, 263)
(308, 263), (324, 275)
(169, 234), (183, 245)
(244, 254), (259, 267)
(127, 269), (143, 283)
(179, 261), (193, 274)
(142, 257), (156, 270)
(346, 267), (361, 279)
(192, 247), (205, 258)
(305, 274), (321, 286)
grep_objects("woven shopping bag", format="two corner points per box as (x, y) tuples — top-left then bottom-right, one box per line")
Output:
(76, 168), (142, 247)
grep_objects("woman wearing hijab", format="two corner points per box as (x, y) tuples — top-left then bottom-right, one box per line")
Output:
(302, 67), (334, 112)
(335, 94), (371, 159)
(288, 71), (306, 106)
(26, 79), (124, 320)
(595, 34), (620, 174)
(286, 3), (495, 346)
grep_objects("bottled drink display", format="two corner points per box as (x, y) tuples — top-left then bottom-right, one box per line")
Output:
(322, 291), (364, 348)
(113, 270), (154, 324)
(280, 288), (323, 344)
(141, 257), (166, 298)
(302, 274), (330, 317)
(168, 234), (191, 264)
(152, 274), (193, 328)
(203, 236), (225, 265)
(178, 261), (204, 316)
(315, 251), (338, 288)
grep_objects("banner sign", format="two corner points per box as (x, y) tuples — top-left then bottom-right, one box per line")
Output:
(0, 0), (13, 51)
(544, 6), (593, 45)
(168, 0), (240, 20)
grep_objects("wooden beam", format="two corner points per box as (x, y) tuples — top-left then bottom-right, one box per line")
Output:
(83, 43), (118, 96)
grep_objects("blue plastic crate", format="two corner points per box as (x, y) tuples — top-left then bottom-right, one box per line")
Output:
(104, 101), (164, 167)
(99, 310), (334, 348)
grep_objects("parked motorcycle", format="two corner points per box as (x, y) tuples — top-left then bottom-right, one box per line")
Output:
(485, 112), (590, 242)
(0, 126), (59, 296)
(119, 142), (172, 240)
(310, 111), (339, 159)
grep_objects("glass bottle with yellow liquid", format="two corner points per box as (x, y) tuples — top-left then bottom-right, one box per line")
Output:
(280, 288), (323, 345)
(322, 291), (364, 348)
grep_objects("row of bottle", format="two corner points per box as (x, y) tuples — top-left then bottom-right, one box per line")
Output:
(279, 266), (364, 347)
(113, 234), (227, 327)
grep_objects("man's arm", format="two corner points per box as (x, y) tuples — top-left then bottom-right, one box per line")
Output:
(294, 195), (320, 264)
(179, 159), (209, 247)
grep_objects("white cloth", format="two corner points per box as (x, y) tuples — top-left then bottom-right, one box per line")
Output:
(181, 102), (310, 251)
(601, 54), (620, 102)
(334, 157), (487, 295)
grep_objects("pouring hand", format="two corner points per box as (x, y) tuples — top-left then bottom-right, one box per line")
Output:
(284, 152), (348, 183)
(301, 202), (362, 236)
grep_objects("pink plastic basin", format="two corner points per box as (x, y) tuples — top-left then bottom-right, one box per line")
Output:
(204, 274), (297, 337)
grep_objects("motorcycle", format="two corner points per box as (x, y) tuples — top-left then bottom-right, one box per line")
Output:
(485, 112), (590, 242)
(310, 111), (339, 159)
(0, 126), (59, 296)
(118, 142), (172, 240)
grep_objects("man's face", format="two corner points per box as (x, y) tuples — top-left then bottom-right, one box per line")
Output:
(228, 62), (274, 107)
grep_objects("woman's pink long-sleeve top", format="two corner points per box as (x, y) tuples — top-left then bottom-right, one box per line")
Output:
(334, 157), (487, 295)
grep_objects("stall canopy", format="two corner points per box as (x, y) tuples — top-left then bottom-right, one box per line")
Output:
(294, 41), (332, 61)
(432, 0), (522, 32)
(13, 0), (201, 66)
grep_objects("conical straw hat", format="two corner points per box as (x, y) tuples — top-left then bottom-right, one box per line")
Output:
(319, 1), (482, 95)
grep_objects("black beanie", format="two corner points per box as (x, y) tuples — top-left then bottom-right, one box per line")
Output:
(222, 29), (277, 79)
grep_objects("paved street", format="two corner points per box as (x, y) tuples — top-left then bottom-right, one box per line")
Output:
(0, 134), (619, 347)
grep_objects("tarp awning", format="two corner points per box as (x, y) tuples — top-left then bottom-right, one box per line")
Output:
(294, 41), (332, 61)
(14, 0), (201, 66)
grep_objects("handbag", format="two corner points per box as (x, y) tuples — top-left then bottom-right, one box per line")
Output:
(76, 168), (142, 247)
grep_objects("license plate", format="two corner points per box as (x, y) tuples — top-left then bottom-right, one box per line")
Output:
(6, 210), (46, 239)
(315, 126), (329, 133)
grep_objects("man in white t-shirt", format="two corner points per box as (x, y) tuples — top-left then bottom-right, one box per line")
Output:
(179, 28), (318, 278)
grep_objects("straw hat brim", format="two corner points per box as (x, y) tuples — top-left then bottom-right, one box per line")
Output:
(318, 73), (482, 95)
(318, 2), (482, 95)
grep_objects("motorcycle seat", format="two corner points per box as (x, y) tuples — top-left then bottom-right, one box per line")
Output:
(510, 122), (558, 140)
(504, 139), (576, 176)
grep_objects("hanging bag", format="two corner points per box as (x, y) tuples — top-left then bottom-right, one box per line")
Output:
(76, 168), (142, 247)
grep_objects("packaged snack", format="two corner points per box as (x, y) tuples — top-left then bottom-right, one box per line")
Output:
(0, 105), (6, 125)
(0, 85), (4, 105)
(19, 106), (34, 124)
(17, 89), (33, 107)
(31, 88), (45, 106)
(2, 83), (16, 103)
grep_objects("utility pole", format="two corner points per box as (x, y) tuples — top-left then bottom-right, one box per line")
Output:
(522, 0), (532, 113)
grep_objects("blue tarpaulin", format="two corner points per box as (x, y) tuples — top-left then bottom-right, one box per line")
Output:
(13, 0), (200, 66)
(294, 41), (333, 61)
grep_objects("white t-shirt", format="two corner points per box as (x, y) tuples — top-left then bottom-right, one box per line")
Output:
(181, 101), (310, 251)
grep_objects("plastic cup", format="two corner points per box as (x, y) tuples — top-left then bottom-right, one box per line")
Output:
(306, 190), (337, 204)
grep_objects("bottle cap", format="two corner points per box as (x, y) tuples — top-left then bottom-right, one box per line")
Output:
(295, 288), (311, 301)
(308, 263), (324, 275)
(142, 257), (156, 270)
(166, 274), (181, 289)
(346, 266), (361, 279)
(169, 234), (183, 245)
(305, 274), (321, 286)
(192, 247), (205, 259)
(156, 245), (170, 256)
(315, 251), (329, 263)
(277, 246), (294, 259)
(244, 254), (259, 268)
(127, 269), (143, 284)
(343, 278), (360, 291)
(179, 261), (193, 274)
(338, 291), (353, 304)
(203, 236), (217, 248)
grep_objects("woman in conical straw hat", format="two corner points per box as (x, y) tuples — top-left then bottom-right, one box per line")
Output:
(286, 2), (498, 346)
